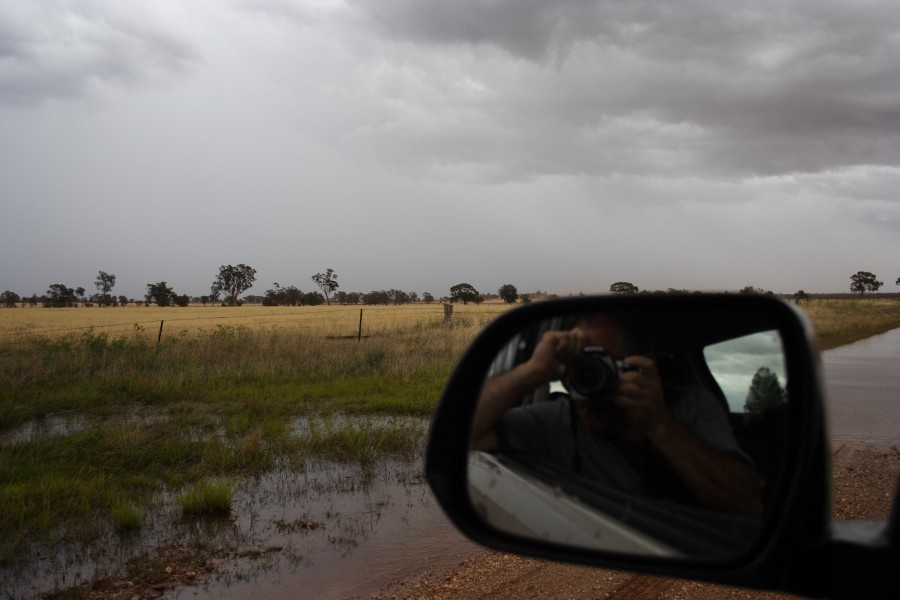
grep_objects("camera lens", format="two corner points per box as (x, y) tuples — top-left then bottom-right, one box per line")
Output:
(567, 348), (620, 402)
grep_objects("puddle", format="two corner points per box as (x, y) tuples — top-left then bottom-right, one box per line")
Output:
(2, 433), (479, 599)
(184, 462), (479, 599)
(1, 414), (91, 444)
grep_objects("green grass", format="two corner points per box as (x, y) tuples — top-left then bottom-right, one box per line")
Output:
(798, 298), (900, 350)
(179, 479), (234, 516)
(111, 500), (143, 533)
(0, 320), (469, 430)
(0, 320), (470, 564)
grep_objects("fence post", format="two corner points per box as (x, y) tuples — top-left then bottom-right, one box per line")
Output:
(358, 309), (363, 341)
(157, 320), (164, 346)
(443, 303), (453, 322)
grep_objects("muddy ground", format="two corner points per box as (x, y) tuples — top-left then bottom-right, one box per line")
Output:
(45, 443), (898, 600)
(367, 443), (900, 600)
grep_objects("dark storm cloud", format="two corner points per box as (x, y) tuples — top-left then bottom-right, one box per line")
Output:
(348, 0), (900, 178)
(0, 2), (198, 106)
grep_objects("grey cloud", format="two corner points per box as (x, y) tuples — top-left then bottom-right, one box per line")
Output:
(345, 1), (900, 179)
(0, 2), (199, 106)
(347, 0), (600, 61)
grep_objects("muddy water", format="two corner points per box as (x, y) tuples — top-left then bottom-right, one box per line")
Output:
(823, 327), (900, 446)
(173, 463), (480, 600)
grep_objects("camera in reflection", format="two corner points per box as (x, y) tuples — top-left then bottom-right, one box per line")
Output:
(566, 347), (630, 406)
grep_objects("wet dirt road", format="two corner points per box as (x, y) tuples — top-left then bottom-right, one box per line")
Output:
(823, 327), (900, 446)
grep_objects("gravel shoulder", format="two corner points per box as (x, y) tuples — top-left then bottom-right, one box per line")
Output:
(367, 443), (900, 600)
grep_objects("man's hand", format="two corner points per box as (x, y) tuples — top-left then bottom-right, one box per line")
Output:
(615, 356), (670, 439)
(471, 328), (587, 451)
(524, 328), (588, 382)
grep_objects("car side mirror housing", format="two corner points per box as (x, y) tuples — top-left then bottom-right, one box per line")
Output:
(425, 295), (898, 598)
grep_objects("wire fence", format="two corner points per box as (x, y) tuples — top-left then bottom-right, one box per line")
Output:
(0, 303), (512, 349)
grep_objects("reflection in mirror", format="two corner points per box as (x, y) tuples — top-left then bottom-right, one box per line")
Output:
(467, 307), (789, 560)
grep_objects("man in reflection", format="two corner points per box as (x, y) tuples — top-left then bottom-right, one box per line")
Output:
(472, 314), (763, 518)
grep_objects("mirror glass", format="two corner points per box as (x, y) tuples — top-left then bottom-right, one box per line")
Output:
(466, 306), (789, 560)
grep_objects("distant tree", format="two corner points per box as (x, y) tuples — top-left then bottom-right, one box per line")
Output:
(362, 290), (391, 305)
(145, 282), (177, 307)
(212, 264), (257, 306)
(117, 295), (129, 307)
(850, 271), (883, 295)
(1, 290), (20, 308)
(263, 283), (302, 306)
(793, 290), (810, 304)
(44, 284), (77, 308)
(173, 294), (190, 307)
(521, 294), (532, 305)
(744, 367), (787, 414)
(388, 289), (411, 304)
(301, 291), (325, 306)
(333, 290), (361, 305)
(609, 282), (639, 294)
(498, 284), (519, 304)
(282, 286), (302, 306)
(263, 286), (279, 306)
(311, 269), (339, 305)
(75, 287), (86, 307)
(450, 283), (482, 305)
(739, 286), (759, 295)
(95, 271), (116, 307)
(422, 292), (434, 304)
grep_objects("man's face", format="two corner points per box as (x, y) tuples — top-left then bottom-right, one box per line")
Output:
(571, 316), (630, 434)
(579, 318), (627, 358)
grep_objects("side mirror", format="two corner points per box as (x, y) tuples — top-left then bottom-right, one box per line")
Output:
(425, 295), (885, 595)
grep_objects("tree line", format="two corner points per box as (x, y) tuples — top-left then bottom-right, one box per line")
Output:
(2, 267), (893, 309)
(0, 264), (513, 309)
(606, 270), (891, 301)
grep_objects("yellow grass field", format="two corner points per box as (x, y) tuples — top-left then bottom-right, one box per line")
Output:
(1, 298), (897, 350)
(0, 303), (513, 346)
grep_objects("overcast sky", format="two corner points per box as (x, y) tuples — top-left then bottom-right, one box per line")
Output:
(2, 0), (898, 299)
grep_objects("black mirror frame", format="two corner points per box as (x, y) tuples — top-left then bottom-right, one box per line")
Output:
(426, 294), (832, 594)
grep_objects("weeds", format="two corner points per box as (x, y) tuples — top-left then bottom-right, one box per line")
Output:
(111, 500), (143, 533)
(179, 479), (235, 516)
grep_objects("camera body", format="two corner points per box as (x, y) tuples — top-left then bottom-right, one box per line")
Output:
(565, 346), (628, 406)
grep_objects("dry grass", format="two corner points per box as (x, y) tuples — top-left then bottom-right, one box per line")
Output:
(2, 298), (898, 351)
(0, 303), (512, 345)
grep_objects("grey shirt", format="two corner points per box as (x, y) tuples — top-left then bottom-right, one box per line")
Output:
(498, 386), (748, 504)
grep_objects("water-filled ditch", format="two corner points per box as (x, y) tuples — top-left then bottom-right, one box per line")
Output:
(1, 415), (480, 599)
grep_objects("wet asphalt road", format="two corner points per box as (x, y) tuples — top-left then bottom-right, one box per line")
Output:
(823, 327), (900, 446)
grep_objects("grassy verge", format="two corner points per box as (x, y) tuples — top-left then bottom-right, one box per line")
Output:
(0, 316), (486, 564)
(798, 298), (900, 350)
